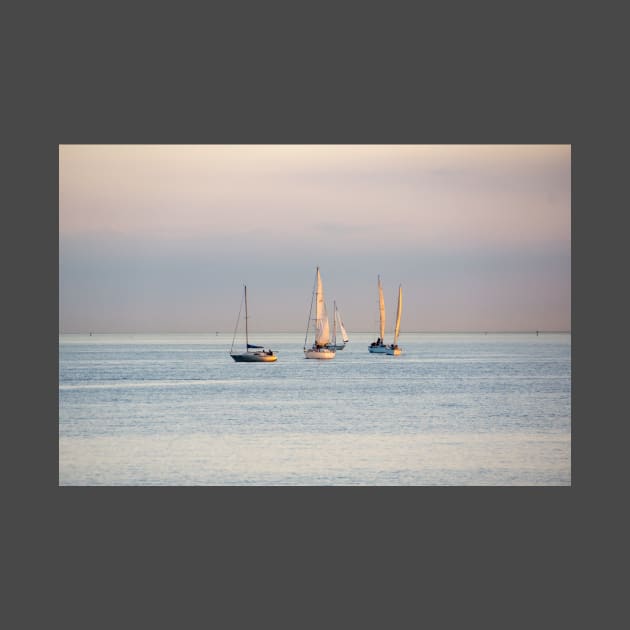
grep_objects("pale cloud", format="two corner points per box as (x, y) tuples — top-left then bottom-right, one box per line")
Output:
(59, 144), (570, 244)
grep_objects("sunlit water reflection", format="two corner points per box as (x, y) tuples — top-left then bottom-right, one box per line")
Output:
(59, 332), (571, 485)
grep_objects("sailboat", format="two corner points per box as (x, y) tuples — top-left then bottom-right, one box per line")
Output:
(229, 285), (277, 362)
(326, 301), (349, 350)
(368, 275), (388, 353)
(304, 267), (336, 359)
(386, 284), (403, 355)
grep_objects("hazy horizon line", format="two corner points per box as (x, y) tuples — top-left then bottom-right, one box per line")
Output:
(59, 329), (571, 335)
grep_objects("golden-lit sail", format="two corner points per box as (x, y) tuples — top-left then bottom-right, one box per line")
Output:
(315, 268), (331, 346)
(393, 285), (402, 346)
(378, 275), (386, 341)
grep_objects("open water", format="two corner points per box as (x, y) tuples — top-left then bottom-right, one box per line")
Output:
(59, 332), (571, 485)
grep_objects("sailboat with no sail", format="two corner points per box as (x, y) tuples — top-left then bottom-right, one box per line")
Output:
(229, 285), (277, 362)
(368, 275), (388, 353)
(386, 284), (403, 355)
(304, 267), (336, 359)
(326, 301), (349, 350)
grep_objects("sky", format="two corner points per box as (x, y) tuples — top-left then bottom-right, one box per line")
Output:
(59, 144), (571, 333)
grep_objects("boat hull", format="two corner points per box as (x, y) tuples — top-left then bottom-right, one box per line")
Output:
(230, 352), (277, 362)
(368, 345), (388, 353)
(304, 347), (336, 359)
(386, 347), (402, 356)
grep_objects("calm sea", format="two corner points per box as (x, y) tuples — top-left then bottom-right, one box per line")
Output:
(59, 332), (571, 485)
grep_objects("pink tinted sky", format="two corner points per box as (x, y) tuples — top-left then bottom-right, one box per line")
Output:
(59, 145), (570, 332)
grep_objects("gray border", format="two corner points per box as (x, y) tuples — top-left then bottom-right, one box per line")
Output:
(10, 0), (610, 626)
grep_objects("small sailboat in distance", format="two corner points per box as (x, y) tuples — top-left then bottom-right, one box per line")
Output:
(229, 285), (277, 362)
(386, 284), (403, 355)
(304, 267), (336, 359)
(326, 301), (349, 350)
(369, 275), (388, 353)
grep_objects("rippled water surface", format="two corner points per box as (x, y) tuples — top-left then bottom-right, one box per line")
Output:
(59, 332), (571, 485)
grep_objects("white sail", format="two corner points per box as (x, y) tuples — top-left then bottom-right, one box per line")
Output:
(336, 309), (349, 343)
(393, 285), (402, 345)
(378, 275), (386, 340)
(315, 268), (330, 345)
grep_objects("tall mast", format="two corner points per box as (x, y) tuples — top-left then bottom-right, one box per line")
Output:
(244, 284), (249, 348)
(304, 267), (317, 348)
(315, 267), (319, 339)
